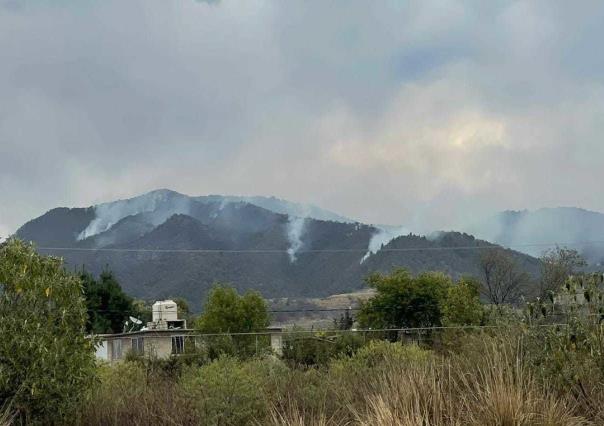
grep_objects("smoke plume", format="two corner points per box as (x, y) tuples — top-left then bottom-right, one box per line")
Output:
(77, 190), (191, 240)
(361, 225), (411, 263)
(286, 216), (307, 263)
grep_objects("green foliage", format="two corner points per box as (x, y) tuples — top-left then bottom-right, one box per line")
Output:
(82, 269), (140, 334)
(180, 356), (270, 425)
(0, 239), (96, 424)
(333, 309), (354, 330)
(195, 285), (271, 358)
(197, 285), (270, 333)
(442, 276), (484, 326)
(79, 360), (199, 425)
(132, 299), (152, 324)
(539, 247), (587, 299)
(282, 331), (366, 366)
(523, 272), (604, 393)
(173, 296), (193, 323)
(357, 269), (452, 329)
(331, 340), (433, 372)
(81, 324), (604, 425)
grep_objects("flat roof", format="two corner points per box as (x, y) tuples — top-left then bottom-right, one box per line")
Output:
(93, 326), (284, 339)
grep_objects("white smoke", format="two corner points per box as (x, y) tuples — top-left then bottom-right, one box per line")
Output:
(286, 216), (307, 263)
(361, 225), (410, 263)
(77, 190), (191, 240)
(461, 207), (604, 262)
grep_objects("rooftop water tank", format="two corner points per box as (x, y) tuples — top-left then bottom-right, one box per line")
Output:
(152, 300), (178, 322)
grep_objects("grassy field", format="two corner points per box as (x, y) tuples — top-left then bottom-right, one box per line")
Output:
(71, 325), (602, 426)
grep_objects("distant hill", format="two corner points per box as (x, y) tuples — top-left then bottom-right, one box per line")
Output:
(15, 189), (540, 310)
(465, 207), (604, 264)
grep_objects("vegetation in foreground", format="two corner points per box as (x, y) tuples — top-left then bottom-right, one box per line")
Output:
(2, 239), (604, 425)
(76, 330), (600, 426)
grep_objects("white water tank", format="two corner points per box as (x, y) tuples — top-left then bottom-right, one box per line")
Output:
(152, 300), (178, 322)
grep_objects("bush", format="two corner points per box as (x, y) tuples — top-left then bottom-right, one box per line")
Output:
(0, 240), (96, 425)
(282, 331), (366, 366)
(77, 360), (198, 425)
(357, 269), (451, 329)
(180, 356), (273, 425)
(332, 340), (432, 371)
(197, 333), (272, 360)
(76, 331), (596, 426)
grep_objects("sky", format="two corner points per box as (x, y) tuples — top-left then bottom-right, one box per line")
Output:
(2, 0), (604, 239)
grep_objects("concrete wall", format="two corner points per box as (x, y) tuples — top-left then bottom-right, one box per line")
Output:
(95, 341), (108, 361)
(96, 331), (285, 361)
(98, 335), (175, 362)
(143, 336), (173, 359)
(270, 333), (283, 356)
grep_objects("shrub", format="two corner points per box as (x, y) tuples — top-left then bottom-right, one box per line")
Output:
(180, 356), (271, 425)
(357, 269), (451, 329)
(77, 360), (198, 425)
(442, 276), (484, 326)
(196, 286), (272, 359)
(331, 340), (432, 371)
(0, 240), (96, 425)
(282, 331), (366, 367)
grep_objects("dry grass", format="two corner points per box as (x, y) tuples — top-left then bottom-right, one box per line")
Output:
(268, 338), (592, 426)
(80, 334), (595, 426)
(268, 399), (344, 426)
(76, 362), (199, 426)
(0, 407), (15, 426)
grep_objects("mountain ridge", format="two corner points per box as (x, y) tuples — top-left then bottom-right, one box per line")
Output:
(15, 190), (543, 310)
(464, 207), (604, 264)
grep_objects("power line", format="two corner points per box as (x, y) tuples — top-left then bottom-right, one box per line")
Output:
(105, 322), (578, 338)
(88, 307), (362, 314)
(35, 239), (604, 255)
(270, 308), (360, 313)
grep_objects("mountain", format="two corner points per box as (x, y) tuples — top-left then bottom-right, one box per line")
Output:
(192, 194), (352, 223)
(465, 207), (604, 264)
(15, 190), (540, 310)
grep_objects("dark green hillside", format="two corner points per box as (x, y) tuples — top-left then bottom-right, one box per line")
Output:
(15, 191), (542, 310)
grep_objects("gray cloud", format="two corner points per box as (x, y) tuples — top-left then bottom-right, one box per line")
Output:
(2, 0), (604, 240)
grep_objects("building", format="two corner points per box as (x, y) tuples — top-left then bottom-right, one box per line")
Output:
(95, 328), (196, 361)
(94, 299), (284, 362)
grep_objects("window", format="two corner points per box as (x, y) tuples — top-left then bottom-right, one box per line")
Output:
(131, 337), (144, 355)
(171, 336), (184, 354)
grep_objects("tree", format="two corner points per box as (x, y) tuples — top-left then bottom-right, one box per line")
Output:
(196, 285), (270, 358)
(539, 247), (586, 299)
(0, 239), (96, 424)
(173, 297), (193, 323)
(132, 299), (152, 324)
(334, 309), (354, 330)
(197, 285), (270, 333)
(357, 269), (451, 329)
(82, 269), (140, 334)
(441, 277), (484, 326)
(480, 249), (530, 305)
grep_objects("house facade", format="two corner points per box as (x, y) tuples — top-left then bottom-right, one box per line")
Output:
(95, 329), (197, 361)
(94, 299), (284, 362)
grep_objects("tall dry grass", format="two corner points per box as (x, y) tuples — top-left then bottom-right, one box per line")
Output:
(75, 361), (199, 426)
(79, 335), (595, 426)
(269, 338), (592, 426)
(0, 408), (15, 426)
(0, 399), (16, 426)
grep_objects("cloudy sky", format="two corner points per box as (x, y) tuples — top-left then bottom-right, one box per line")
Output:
(1, 0), (604, 238)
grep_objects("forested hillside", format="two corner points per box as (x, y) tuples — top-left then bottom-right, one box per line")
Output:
(15, 190), (540, 309)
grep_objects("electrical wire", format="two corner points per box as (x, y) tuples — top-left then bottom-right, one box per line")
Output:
(88, 307), (362, 314)
(101, 322), (580, 338)
(34, 239), (604, 255)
